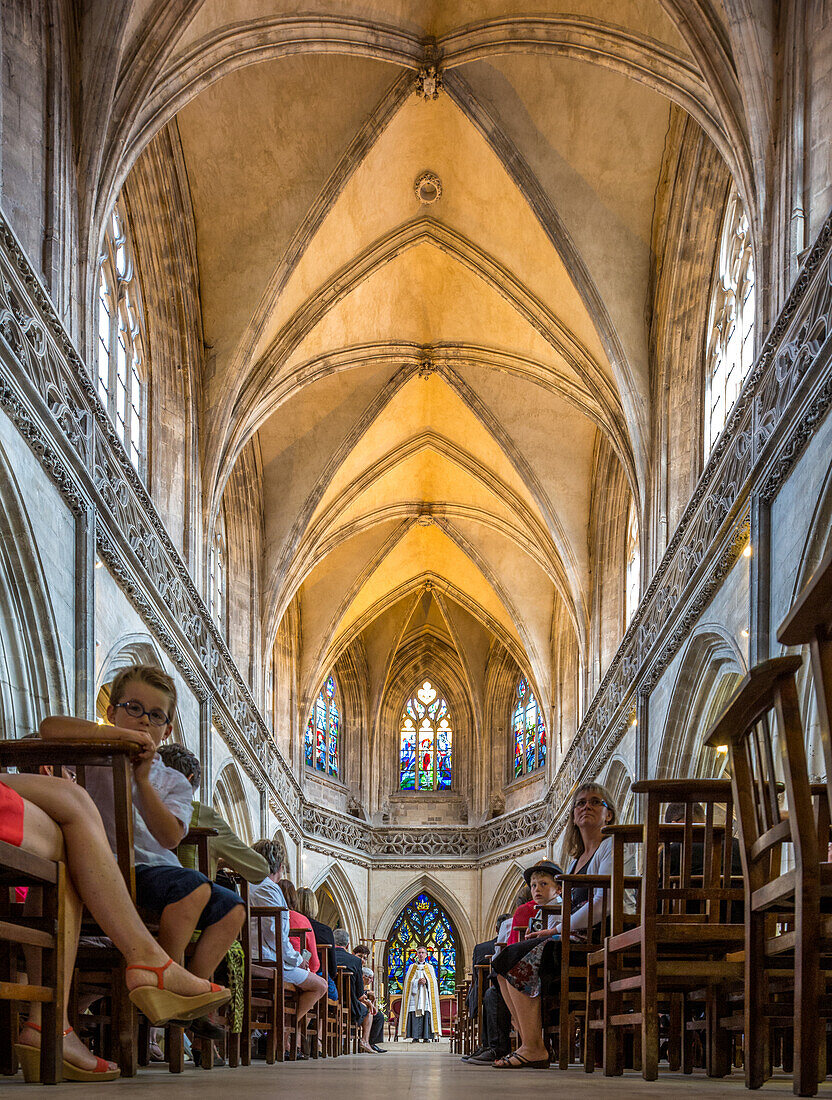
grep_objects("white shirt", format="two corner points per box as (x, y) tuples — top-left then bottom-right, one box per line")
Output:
(494, 916), (513, 956)
(85, 755), (193, 867)
(248, 876), (305, 969)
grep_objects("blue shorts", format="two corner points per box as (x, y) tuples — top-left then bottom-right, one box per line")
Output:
(135, 863), (244, 929)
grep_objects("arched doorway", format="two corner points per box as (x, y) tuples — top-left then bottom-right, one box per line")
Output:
(385, 892), (459, 1006)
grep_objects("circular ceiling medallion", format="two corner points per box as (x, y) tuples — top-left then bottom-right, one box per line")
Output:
(414, 171), (442, 205)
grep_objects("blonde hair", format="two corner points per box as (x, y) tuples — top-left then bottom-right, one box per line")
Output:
(110, 664), (177, 714)
(560, 783), (617, 864)
(295, 887), (319, 921)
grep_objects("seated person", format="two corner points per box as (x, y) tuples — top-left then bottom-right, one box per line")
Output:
(156, 744), (269, 883)
(463, 913), (511, 1065)
(295, 886), (338, 1001)
(492, 784), (630, 1069)
(248, 839), (327, 1025)
(496, 886), (530, 951)
(333, 930), (383, 1054)
(354, 943), (385, 1051)
(277, 877), (321, 975)
(0, 770), (229, 1082)
(41, 665), (246, 1005)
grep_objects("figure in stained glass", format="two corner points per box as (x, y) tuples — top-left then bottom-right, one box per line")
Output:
(305, 674), (340, 777)
(386, 892), (458, 1009)
(398, 681), (453, 791)
(512, 676), (546, 778)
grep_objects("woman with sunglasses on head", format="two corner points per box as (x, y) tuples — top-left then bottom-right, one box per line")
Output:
(491, 783), (622, 1069)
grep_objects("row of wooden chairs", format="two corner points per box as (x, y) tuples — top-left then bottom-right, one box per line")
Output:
(0, 741), (363, 1080)
(457, 544), (832, 1096)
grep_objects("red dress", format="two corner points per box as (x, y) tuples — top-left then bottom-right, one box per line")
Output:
(288, 911), (320, 973)
(0, 780), (25, 847)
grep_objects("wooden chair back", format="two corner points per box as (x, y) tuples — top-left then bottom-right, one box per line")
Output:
(0, 840), (66, 1083)
(704, 656), (816, 901)
(630, 779), (743, 927)
(778, 542), (832, 814)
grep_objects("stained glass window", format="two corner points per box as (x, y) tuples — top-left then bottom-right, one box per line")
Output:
(704, 190), (755, 456)
(512, 676), (546, 779)
(97, 200), (145, 472)
(386, 893), (457, 998)
(305, 675), (339, 777)
(399, 680), (452, 791)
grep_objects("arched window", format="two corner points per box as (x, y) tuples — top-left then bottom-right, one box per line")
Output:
(97, 200), (146, 471)
(512, 676), (546, 778)
(399, 680), (452, 791)
(385, 893), (458, 997)
(208, 510), (227, 630)
(305, 675), (340, 776)
(625, 499), (640, 625)
(704, 190), (755, 456)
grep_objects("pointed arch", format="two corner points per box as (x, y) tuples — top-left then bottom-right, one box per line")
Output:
(0, 441), (69, 737)
(372, 872), (475, 967)
(656, 626), (746, 780)
(484, 862), (528, 937)
(309, 860), (365, 943)
(213, 761), (254, 845)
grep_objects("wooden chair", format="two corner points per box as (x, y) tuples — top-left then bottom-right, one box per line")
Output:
(248, 905), (301, 1061)
(0, 840), (66, 1084)
(778, 542), (832, 801)
(704, 654), (832, 1096)
(0, 739), (139, 1077)
(598, 780), (744, 1081)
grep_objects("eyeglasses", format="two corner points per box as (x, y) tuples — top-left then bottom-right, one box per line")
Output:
(574, 797), (610, 810)
(113, 700), (171, 728)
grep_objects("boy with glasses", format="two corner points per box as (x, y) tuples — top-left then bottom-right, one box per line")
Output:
(41, 664), (245, 996)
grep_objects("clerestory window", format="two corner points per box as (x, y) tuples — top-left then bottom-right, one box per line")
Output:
(704, 190), (755, 456)
(97, 201), (146, 471)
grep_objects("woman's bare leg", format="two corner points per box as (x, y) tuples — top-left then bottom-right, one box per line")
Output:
(1, 775), (216, 998)
(496, 975), (547, 1060)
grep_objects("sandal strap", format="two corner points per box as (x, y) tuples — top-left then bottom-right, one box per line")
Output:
(125, 958), (173, 990)
(20, 1023), (74, 1038)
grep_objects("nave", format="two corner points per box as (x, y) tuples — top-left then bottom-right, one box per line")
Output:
(4, 1040), (828, 1099)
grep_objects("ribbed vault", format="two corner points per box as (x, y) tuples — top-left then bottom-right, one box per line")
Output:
(103, 0), (754, 822)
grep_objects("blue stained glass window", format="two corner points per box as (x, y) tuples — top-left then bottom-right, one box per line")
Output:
(305, 674), (340, 777)
(386, 893), (458, 998)
(399, 681), (453, 791)
(512, 676), (546, 778)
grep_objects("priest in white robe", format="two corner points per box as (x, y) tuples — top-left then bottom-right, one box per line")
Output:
(398, 945), (441, 1041)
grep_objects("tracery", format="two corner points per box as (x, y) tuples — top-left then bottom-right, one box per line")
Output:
(399, 681), (452, 791)
(97, 200), (145, 470)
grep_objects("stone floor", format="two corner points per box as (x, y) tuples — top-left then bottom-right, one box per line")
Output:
(5, 1040), (832, 1097)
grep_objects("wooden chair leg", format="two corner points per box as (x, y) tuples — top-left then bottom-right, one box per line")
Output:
(40, 863), (65, 1085)
(745, 914), (770, 1089)
(794, 899), (821, 1098)
(166, 1024), (184, 1073)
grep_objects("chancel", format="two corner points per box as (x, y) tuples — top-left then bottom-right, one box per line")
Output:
(0, 1), (832, 1095)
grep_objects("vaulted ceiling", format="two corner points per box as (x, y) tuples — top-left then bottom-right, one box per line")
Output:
(111, 0), (742, 734)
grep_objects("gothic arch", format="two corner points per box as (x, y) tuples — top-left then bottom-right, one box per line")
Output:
(598, 756), (635, 824)
(309, 860), (365, 943)
(484, 861), (528, 937)
(655, 626), (746, 780)
(372, 873), (474, 968)
(0, 441), (68, 738)
(213, 761), (254, 846)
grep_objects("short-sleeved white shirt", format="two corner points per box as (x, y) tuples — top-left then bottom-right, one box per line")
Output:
(85, 755), (193, 867)
(248, 876), (305, 969)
